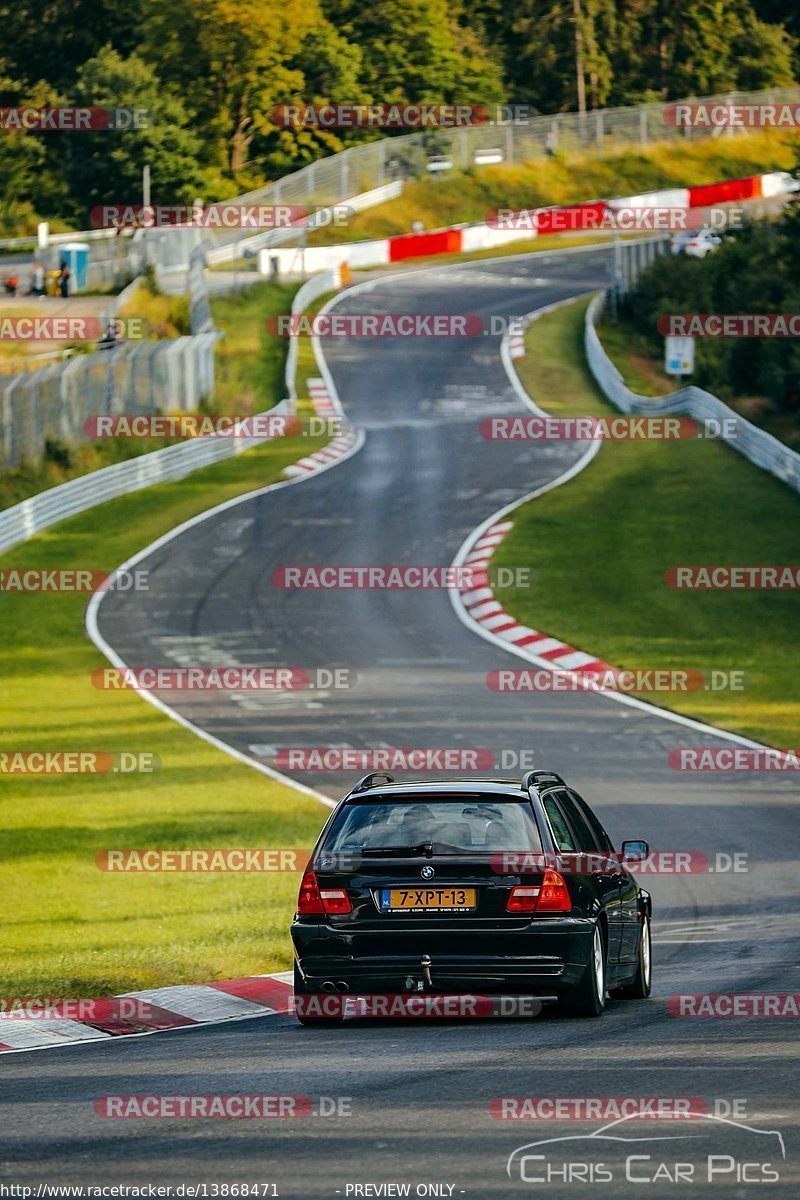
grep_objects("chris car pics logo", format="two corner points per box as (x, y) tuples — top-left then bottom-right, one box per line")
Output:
(506, 1112), (784, 1186)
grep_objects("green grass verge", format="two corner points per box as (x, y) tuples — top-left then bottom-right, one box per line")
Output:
(595, 316), (673, 397)
(211, 279), (300, 412)
(310, 132), (797, 245)
(493, 296), (800, 747)
(0, 357), (331, 998)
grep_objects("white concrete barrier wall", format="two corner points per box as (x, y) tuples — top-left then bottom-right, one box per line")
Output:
(260, 239), (389, 277)
(761, 171), (799, 198)
(608, 188), (690, 209)
(461, 225), (536, 252)
(585, 291), (800, 495)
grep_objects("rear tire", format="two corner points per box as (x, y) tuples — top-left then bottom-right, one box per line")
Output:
(614, 916), (652, 1000)
(562, 924), (606, 1018)
(293, 964), (345, 1027)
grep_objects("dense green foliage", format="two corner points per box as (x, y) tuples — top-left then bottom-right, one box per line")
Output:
(0, 0), (796, 231)
(624, 192), (800, 420)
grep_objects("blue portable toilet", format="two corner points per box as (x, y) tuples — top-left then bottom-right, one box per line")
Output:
(59, 242), (90, 292)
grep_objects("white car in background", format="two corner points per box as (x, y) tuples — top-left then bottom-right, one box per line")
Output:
(669, 227), (722, 258)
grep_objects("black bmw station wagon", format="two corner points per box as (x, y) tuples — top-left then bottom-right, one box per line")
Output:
(291, 770), (652, 1023)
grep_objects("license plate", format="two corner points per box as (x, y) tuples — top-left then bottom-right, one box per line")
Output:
(380, 887), (476, 913)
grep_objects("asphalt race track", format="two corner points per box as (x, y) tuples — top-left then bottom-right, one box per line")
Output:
(3, 249), (799, 1197)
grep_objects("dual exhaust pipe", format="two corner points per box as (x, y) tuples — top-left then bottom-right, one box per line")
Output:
(320, 956), (433, 995)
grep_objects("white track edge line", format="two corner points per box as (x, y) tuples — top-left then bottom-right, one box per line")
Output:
(85, 392), (367, 810)
(448, 293), (791, 753)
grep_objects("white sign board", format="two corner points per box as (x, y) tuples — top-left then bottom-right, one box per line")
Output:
(665, 335), (694, 376)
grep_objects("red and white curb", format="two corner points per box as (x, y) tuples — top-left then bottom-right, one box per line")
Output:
(308, 376), (337, 420)
(285, 373), (358, 477)
(451, 291), (800, 763)
(284, 426), (359, 477)
(0, 973), (293, 1053)
(508, 329), (527, 360)
(459, 520), (615, 675)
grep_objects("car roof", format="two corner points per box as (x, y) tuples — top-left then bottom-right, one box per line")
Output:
(345, 778), (539, 802)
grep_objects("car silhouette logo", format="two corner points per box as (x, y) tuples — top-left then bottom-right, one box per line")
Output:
(420, 866), (435, 879)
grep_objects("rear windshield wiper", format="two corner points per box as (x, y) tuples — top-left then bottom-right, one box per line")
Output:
(361, 841), (435, 858)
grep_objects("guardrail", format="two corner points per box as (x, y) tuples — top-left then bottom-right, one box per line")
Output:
(7, 85), (797, 265)
(203, 181), (404, 270)
(284, 268), (340, 406)
(0, 247), (219, 470)
(145, 84), (800, 271)
(585, 291), (800, 494)
(0, 332), (220, 469)
(0, 227), (136, 251)
(0, 262), (334, 555)
(0, 398), (290, 556)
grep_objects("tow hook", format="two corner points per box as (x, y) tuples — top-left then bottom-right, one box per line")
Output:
(420, 954), (433, 988)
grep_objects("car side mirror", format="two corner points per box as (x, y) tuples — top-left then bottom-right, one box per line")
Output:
(621, 839), (649, 860)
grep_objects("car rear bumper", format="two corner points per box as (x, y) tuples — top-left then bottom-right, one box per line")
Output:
(292, 918), (595, 993)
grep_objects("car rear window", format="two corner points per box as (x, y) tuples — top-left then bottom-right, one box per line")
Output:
(322, 798), (543, 855)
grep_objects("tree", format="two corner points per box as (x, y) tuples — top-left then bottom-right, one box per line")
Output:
(140, 0), (320, 178)
(0, 0), (144, 92)
(324, 0), (505, 104)
(261, 20), (369, 174)
(66, 47), (204, 217)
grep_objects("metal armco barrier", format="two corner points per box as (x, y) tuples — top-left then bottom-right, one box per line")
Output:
(284, 267), (340, 406)
(0, 400), (289, 557)
(585, 291), (800, 495)
(0, 249), (218, 470)
(146, 84), (800, 270)
(0, 333), (220, 469)
(0, 259), (332, 555)
(610, 235), (670, 298)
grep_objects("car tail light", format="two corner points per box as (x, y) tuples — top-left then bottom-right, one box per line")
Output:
(507, 871), (571, 913)
(506, 885), (540, 912)
(297, 871), (352, 915)
(319, 887), (352, 915)
(297, 870), (325, 914)
(536, 869), (571, 912)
